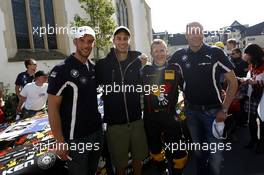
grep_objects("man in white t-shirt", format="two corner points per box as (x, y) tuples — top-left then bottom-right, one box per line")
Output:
(17, 70), (48, 118)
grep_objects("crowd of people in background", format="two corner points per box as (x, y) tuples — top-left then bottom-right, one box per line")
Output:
(213, 39), (264, 156)
(0, 22), (263, 175)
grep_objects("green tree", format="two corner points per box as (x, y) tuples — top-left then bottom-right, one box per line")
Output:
(72, 0), (116, 59)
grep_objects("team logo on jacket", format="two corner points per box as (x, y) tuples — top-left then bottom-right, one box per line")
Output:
(181, 55), (188, 62)
(152, 90), (168, 107)
(71, 69), (79, 78)
(152, 83), (171, 107)
(165, 70), (175, 80)
(205, 54), (212, 60)
(157, 93), (168, 106)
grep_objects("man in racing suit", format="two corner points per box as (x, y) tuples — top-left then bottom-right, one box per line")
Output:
(142, 39), (189, 175)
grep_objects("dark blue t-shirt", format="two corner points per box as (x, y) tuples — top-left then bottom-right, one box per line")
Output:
(15, 71), (34, 88)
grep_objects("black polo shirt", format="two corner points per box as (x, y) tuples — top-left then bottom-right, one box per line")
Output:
(15, 71), (34, 88)
(47, 55), (102, 141)
(170, 44), (234, 105)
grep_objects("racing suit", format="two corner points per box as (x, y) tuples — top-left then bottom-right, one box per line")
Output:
(142, 62), (190, 175)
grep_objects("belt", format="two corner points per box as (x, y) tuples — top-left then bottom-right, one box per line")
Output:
(153, 108), (167, 113)
(186, 103), (221, 111)
(24, 108), (45, 112)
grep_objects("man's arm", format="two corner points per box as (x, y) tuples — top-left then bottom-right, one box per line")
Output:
(15, 85), (21, 98)
(139, 53), (148, 66)
(216, 70), (238, 122)
(16, 96), (26, 113)
(48, 94), (69, 160)
(48, 94), (64, 142)
(223, 70), (238, 110)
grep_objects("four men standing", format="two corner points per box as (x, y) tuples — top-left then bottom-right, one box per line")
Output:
(14, 22), (243, 175)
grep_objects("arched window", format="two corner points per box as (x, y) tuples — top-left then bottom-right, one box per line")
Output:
(11, 0), (57, 50)
(116, 0), (128, 27)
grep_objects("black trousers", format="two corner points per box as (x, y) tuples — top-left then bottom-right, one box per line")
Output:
(144, 113), (189, 162)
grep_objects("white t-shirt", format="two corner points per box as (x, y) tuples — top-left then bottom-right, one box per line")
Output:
(20, 82), (48, 110)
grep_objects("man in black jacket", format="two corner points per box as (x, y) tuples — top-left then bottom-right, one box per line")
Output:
(95, 26), (148, 175)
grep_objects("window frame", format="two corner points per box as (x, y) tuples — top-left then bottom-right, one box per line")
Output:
(116, 0), (129, 27)
(12, 0), (57, 51)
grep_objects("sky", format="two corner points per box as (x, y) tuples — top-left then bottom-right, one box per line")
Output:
(145, 0), (264, 34)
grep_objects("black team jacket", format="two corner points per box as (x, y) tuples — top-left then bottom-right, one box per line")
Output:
(95, 48), (142, 125)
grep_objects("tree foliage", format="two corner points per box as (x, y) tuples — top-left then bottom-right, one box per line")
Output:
(72, 0), (116, 58)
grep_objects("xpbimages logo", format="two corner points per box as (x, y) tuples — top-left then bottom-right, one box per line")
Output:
(97, 82), (165, 95)
(33, 140), (101, 154)
(186, 26), (231, 36)
(164, 140), (232, 154)
(32, 24), (100, 37)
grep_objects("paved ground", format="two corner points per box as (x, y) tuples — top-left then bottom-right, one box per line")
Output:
(184, 127), (264, 175)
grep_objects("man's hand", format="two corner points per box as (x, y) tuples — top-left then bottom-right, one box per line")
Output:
(48, 94), (69, 160)
(139, 53), (148, 66)
(53, 141), (70, 161)
(16, 96), (26, 113)
(223, 70), (238, 112)
(220, 89), (226, 99)
(16, 106), (22, 113)
(215, 109), (228, 122)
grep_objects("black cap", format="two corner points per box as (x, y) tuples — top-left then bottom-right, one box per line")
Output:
(35, 70), (48, 78)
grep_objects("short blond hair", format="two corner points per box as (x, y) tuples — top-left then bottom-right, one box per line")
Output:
(151, 39), (167, 52)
